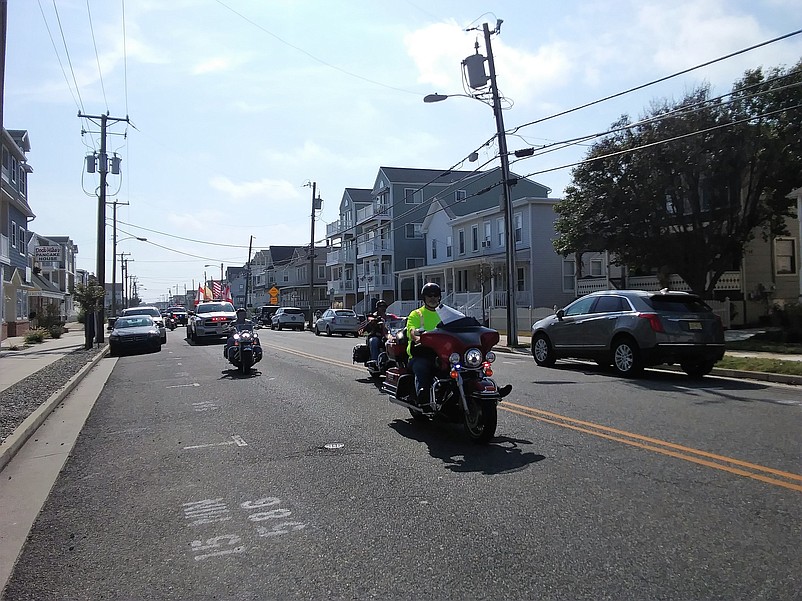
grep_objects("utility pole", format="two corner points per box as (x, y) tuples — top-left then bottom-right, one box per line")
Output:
(305, 182), (322, 328)
(482, 22), (518, 346)
(79, 111), (129, 343)
(119, 254), (131, 308)
(245, 235), (254, 310)
(110, 199), (129, 320)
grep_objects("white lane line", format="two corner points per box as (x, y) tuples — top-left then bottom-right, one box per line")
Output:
(184, 435), (248, 450)
(167, 383), (201, 388)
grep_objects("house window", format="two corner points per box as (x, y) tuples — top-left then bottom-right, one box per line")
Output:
(471, 225), (479, 252)
(589, 258), (603, 277)
(431, 239), (437, 260)
(18, 226), (25, 252)
(775, 238), (797, 275)
(405, 223), (423, 238)
(497, 218), (505, 246)
(483, 222), (491, 248)
(10, 220), (17, 248)
(517, 266), (525, 292)
(458, 229), (465, 255)
(317, 265), (325, 279)
(18, 170), (25, 195)
(446, 235), (452, 258)
(405, 187), (422, 204)
(282, 272), (289, 282)
(563, 259), (576, 292)
(514, 213), (522, 243)
(456, 190), (466, 202)
(10, 156), (17, 183)
(406, 257), (425, 269)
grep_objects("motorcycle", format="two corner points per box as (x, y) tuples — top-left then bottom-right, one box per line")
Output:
(165, 314), (177, 331)
(353, 316), (406, 379)
(382, 304), (511, 443)
(225, 323), (263, 374)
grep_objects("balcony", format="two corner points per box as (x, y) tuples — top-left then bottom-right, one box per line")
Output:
(357, 238), (393, 258)
(356, 203), (390, 225)
(327, 279), (355, 294)
(326, 218), (355, 239)
(326, 247), (356, 267)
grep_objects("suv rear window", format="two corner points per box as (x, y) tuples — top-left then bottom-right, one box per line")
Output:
(283, 308), (304, 315)
(124, 307), (160, 317)
(647, 295), (711, 313)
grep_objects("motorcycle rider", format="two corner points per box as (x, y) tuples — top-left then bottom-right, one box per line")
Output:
(361, 299), (399, 366)
(406, 282), (442, 404)
(224, 308), (252, 359)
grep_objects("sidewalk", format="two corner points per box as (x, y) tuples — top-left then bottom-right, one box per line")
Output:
(0, 323), (98, 394)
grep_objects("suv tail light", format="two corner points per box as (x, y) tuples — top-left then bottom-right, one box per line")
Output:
(638, 312), (665, 333)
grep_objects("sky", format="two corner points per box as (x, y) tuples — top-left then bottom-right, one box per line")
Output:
(5, 0), (801, 305)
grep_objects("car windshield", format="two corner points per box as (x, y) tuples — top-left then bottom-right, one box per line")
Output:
(647, 296), (711, 313)
(197, 302), (234, 314)
(124, 307), (160, 317)
(116, 317), (153, 328)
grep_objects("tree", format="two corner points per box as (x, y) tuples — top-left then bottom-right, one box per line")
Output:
(554, 61), (802, 297)
(72, 276), (106, 315)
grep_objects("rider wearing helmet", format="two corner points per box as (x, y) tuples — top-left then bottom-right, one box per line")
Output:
(224, 307), (252, 359)
(361, 299), (398, 364)
(406, 283), (442, 404)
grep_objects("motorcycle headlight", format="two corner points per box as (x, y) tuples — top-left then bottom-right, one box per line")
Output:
(485, 351), (496, 363)
(448, 352), (460, 366)
(465, 348), (483, 367)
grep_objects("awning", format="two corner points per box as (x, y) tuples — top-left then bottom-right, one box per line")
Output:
(29, 272), (65, 300)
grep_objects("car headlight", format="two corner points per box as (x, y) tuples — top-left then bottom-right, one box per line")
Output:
(465, 348), (483, 367)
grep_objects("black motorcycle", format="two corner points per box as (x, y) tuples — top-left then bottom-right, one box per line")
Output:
(225, 323), (263, 374)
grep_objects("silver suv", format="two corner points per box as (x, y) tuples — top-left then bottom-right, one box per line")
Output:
(188, 301), (236, 342)
(271, 307), (306, 331)
(531, 290), (725, 377)
(121, 306), (167, 344)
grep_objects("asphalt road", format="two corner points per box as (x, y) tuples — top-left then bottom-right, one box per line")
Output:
(3, 328), (801, 600)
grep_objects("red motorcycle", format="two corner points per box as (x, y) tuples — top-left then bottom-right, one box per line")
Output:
(382, 305), (511, 443)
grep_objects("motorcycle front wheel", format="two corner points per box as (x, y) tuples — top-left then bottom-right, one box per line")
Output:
(463, 395), (497, 443)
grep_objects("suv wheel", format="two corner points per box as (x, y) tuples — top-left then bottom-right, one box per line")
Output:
(612, 337), (643, 377)
(532, 333), (556, 367)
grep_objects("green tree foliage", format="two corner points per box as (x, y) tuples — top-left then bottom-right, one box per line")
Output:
(72, 276), (106, 313)
(554, 61), (802, 297)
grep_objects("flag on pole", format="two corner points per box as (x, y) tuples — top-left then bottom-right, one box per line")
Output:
(212, 280), (223, 299)
(223, 285), (233, 304)
(194, 285), (203, 307)
(204, 284), (213, 300)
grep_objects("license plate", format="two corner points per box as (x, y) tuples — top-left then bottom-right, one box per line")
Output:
(688, 321), (702, 330)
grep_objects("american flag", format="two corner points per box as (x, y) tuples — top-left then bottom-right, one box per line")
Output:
(212, 281), (223, 299)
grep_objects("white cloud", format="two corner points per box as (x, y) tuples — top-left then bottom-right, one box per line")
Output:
(209, 176), (301, 202)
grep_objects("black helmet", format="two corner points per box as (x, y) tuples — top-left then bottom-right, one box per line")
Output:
(236, 307), (246, 314)
(376, 299), (388, 308)
(421, 282), (441, 298)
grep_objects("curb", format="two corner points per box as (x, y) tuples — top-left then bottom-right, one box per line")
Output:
(0, 345), (109, 473)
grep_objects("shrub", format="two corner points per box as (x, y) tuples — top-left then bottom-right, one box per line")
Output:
(24, 328), (47, 343)
(49, 324), (65, 339)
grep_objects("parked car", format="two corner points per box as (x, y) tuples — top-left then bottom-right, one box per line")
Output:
(271, 307), (306, 331)
(258, 305), (278, 326)
(109, 315), (162, 356)
(314, 308), (361, 337)
(167, 306), (189, 326)
(121, 306), (167, 343)
(530, 289), (725, 377)
(187, 301), (237, 342)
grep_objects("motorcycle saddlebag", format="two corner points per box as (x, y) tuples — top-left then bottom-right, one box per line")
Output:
(352, 344), (370, 364)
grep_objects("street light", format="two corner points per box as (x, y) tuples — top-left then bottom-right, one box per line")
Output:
(423, 21), (519, 346)
(112, 236), (146, 318)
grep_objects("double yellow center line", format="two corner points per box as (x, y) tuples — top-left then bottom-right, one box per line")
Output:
(501, 402), (802, 493)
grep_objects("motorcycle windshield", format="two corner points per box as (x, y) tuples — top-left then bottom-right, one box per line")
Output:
(435, 303), (466, 325)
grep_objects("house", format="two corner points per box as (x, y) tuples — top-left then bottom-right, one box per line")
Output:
(1, 129), (35, 339)
(271, 245), (328, 320)
(27, 232), (68, 323)
(326, 188), (372, 309)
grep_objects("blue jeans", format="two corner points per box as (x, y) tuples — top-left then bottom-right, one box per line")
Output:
(368, 335), (382, 362)
(409, 356), (435, 398)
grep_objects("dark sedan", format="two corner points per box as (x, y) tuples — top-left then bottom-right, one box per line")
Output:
(531, 289), (725, 377)
(109, 315), (162, 356)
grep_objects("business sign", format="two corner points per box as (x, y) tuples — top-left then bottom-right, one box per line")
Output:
(35, 245), (62, 262)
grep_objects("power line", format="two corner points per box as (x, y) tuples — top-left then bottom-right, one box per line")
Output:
(507, 27), (802, 136)
(85, 0), (108, 111)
